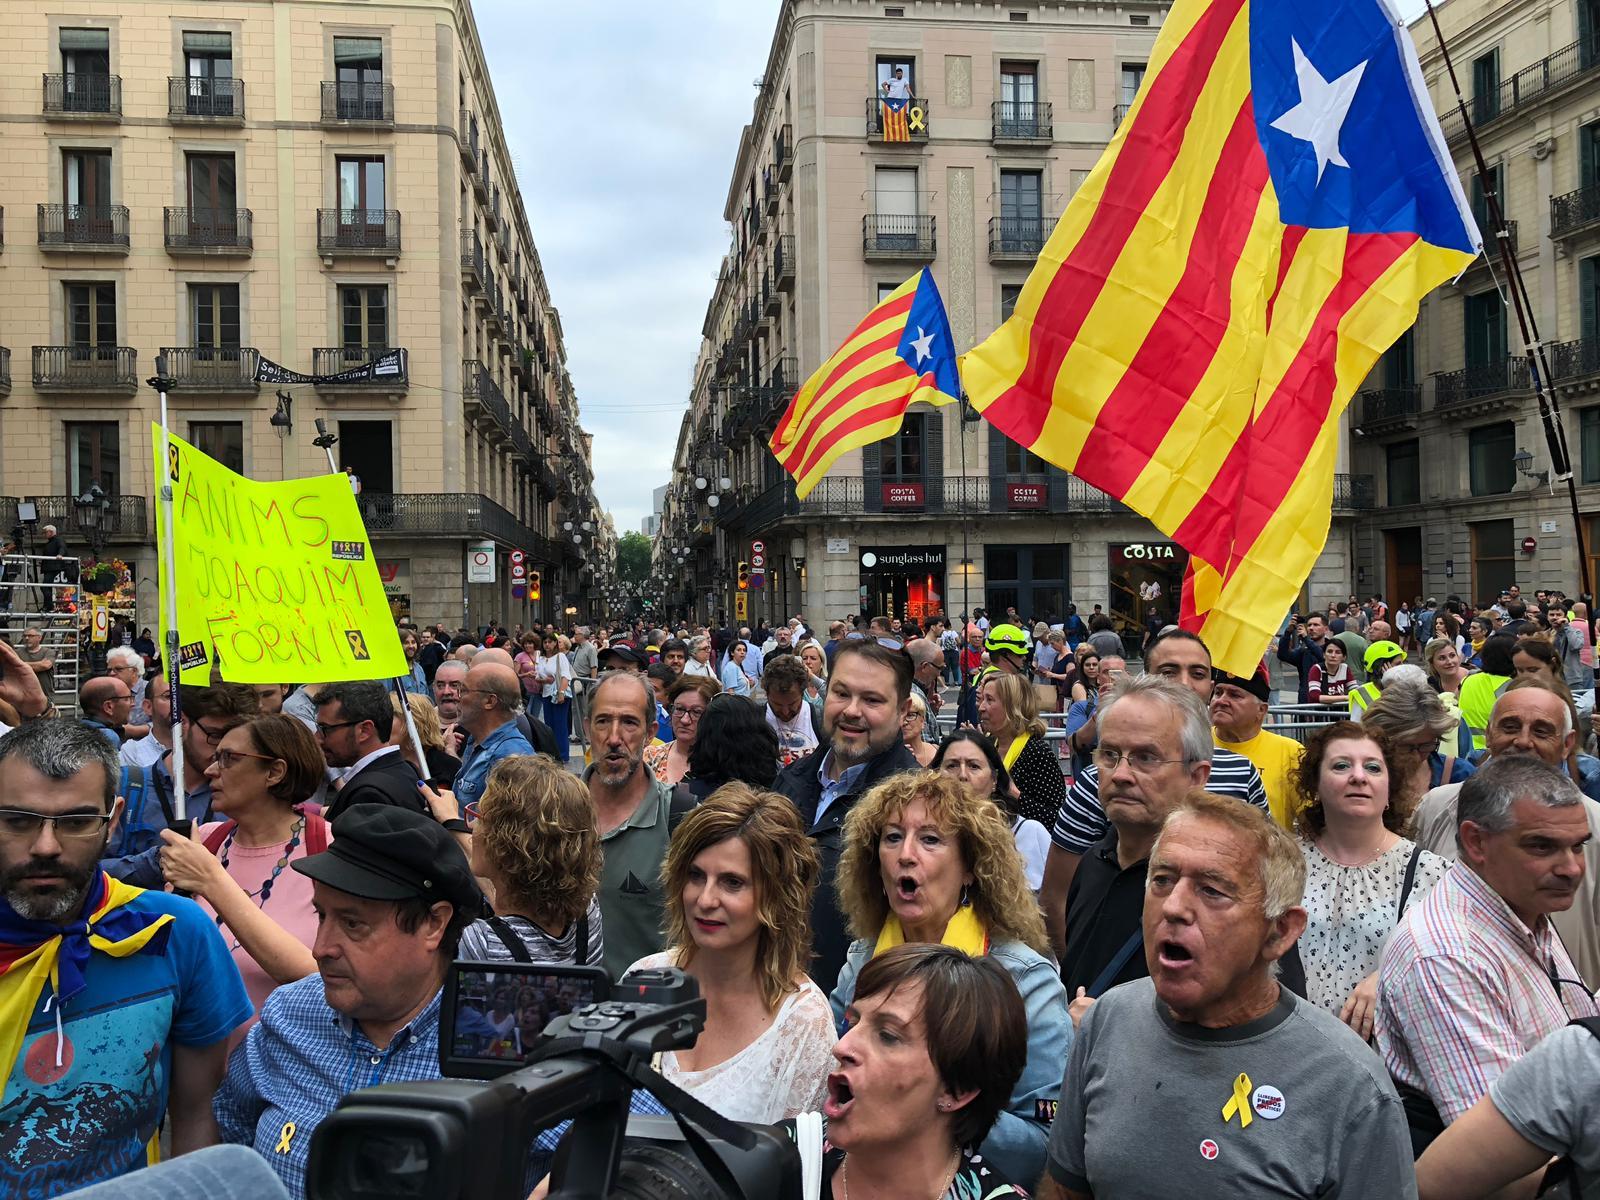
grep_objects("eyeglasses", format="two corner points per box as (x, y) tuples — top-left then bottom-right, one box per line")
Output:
(1093, 747), (1186, 774)
(0, 808), (112, 840)
(315, 720), (361, 737)
(215, 749), (280, 770)
(1397, 740), (1436, 758)
(670, 705), (705, 722)
(196, 721), (235, 746)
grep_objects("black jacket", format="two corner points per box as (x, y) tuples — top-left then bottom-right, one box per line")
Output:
(773, 742), (921, 995)
(326, 749), (427, 823)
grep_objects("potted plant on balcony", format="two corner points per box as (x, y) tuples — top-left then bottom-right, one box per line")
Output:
(80, 558), (123, 595)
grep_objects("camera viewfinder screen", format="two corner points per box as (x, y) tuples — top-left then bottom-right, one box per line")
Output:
(450, 965), (603, 1064)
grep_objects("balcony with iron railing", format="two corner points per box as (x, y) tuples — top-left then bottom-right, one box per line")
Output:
(774, 123), (793, 181)
(1438, 40), (1600, 142)
(164, 207), (252, 254)
(316, 208), (401, 255)
(460, 226), (486, 292)
(764, 169), (780, 216)
(992, 100), (1053, 144)
(1355, 386), (1421, 430)
(160, 346), (261, 392)
(1332, 473), (1377, 512)
(0, 495), (147, 540)
(1551, 336), (1600, 385)
(1434, 356), (1530, 409)
(1113, 103), (1130, 128)
(32, 345), (138, 394)
(43, 73), (120, 118)
(988, 216), (1048, 262)
(459, 109), (479, 168)
(310, 346), (408, 390)
(463, 359), (519, 443)
(352, 492), (545, 550)
(1551, 182), (1600, 240)
(321, 79), (394, 124)
(167, 76), (244, 122)
(38, 204), (129, 252)
(863, 214), (936, 260)
(774, 234), (795, 289)
(866, 95), (930, 142)
(0, 347), (10, 397)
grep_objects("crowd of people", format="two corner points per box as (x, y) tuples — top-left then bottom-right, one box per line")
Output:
(0, 585), (1595, 1199)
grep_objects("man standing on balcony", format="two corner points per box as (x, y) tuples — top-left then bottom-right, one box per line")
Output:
(882, 66), (911, 99)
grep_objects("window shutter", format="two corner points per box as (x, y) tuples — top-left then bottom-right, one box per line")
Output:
(182, 31), (232, 53)
(60, 28), (109, 50)
(333, 37), (382, 63)
(1585, 258), (1599, 343)
(1586, 124), (1600, 187)
(862, 441), (882, 514)
(925, 410), (945, 509)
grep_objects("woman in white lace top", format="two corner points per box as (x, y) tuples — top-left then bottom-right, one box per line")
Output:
(626, 781), (835, 1123)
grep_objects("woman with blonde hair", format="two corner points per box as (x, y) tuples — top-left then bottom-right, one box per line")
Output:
(901, 691), (939, 767)
(976, 669), (1063, 827)
(831, 770), (1069, 1185)
(1359, 673), (1474, 794)
(457, 755), (604, 966)
(390, 690), (459, 788)
(625, 783), (835, 1122)
(1424, 635), (1472, 697)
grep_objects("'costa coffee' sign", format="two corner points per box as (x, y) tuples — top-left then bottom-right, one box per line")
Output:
(881, 482), (925, 508)
(1007, 482), (1047, 509)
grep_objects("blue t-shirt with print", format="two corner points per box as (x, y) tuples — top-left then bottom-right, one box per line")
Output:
(0, 890), (251, 1198)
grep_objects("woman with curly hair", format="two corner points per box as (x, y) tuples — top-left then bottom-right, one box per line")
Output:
(625, 782), (835, 1122)
(976, 669), (1064, 828)
(456, 755), (604, 967)
(831, 770), (1069, 1185)
(683, 692), (779, 798)
(1291, 720), (1446, 1041)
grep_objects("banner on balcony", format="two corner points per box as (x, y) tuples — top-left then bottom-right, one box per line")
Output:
(152, 424), (407, 685)
(254, 349), (406, 386)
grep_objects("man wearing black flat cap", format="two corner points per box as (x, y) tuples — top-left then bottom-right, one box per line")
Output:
(214, 805), (483, 1199)
(1210, 663), (1304, 831)
(597, 642), (647, 673)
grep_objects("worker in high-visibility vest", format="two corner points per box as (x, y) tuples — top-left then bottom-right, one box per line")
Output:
(1348, 641), (1407, 718)
(1458, 633), (1518, 752)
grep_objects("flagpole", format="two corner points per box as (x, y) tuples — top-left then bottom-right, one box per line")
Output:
(149, 354), (187, 828)
(311, 419), (431, 773)
(1420, 0), (1591, 600)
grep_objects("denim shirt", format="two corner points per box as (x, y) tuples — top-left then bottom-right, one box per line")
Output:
(832, 934), (1070, 1187)
(455, 720), (537, 812)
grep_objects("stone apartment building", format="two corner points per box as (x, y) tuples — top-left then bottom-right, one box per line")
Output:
(656, 0), (1377, 638)
(1351, 0), (1600, 604)
(0, 0), (603, 631)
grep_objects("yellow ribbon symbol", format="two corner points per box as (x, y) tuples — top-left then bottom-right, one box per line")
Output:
(1221, 1073), (1254, 1128)
(908, 106), (926, 132)
(275, 1121), (296, 1153)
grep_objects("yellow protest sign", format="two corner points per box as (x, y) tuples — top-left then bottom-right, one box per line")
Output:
(154, 424), (406, 684)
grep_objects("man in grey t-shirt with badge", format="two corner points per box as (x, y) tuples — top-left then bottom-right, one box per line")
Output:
(1039, 792), (1415, 1199)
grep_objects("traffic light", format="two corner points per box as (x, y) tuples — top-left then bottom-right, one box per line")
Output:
(529, 569), (541, 600)
(737, 561), (750, 590)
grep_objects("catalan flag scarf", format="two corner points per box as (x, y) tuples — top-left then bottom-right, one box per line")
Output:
(873, 904), (990, 959)
(0, 871), (174, 1081)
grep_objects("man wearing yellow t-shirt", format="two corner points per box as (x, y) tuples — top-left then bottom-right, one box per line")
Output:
(1210, 667), (1305, 829)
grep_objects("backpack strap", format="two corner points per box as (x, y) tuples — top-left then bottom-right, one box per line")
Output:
(485, 915), (533, 963)
(1087, 929), (1143, 998)
(1395, 843), (1424, 924)
(114, 765), (147, 856)
(575, 909), (589, 964)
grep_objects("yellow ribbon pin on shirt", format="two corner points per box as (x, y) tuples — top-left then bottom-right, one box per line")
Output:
(1221, 1073), (1253, 1128)
(275, 1121), (297, 1153)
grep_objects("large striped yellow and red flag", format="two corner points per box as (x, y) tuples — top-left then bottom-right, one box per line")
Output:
(961, 0), (1481, 676)
(770, 270), (960, 499)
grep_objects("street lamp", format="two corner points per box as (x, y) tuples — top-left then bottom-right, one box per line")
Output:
(74, 482), (111, 559)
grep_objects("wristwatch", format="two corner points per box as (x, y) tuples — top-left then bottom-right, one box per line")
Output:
(20, 703), (58, 723)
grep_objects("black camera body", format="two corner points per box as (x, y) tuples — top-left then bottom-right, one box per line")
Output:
(305, 963), (801, 1200)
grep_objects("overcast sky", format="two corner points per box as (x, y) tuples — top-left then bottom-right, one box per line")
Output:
(476, 0), (1436, 534)
(475, 1), (780, 536)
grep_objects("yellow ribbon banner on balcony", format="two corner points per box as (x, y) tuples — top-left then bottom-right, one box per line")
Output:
(153, 424), (406, 684)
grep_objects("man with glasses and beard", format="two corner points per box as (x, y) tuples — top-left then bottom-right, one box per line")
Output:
(315, 682), (427, 823)
(0, 720), (250, 1196)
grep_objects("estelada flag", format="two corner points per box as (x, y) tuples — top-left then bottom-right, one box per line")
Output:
(880, 95), (911, 141)
(771, 271), (959, 499)
(960, 0), (1480, 676)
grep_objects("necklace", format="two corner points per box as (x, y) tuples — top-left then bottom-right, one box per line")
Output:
(839, 1148), (962, 1200)
(216, 814), (306, 951)
(1318, 834), (1391, 868)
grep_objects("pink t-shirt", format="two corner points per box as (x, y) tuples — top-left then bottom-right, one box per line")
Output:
(195, 819), (327, 1054)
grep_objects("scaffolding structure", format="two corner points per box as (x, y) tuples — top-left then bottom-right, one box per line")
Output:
(0, 553), (86, 715)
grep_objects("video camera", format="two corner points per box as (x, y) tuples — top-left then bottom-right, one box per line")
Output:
(305, 961), (801, 1200)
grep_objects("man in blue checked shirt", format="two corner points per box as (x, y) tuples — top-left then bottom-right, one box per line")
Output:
(214, 804), (484, 1199)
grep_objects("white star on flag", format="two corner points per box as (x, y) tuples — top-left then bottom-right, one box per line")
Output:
(1270, 39), (1367, 185)
(909, 325), (935, 365)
